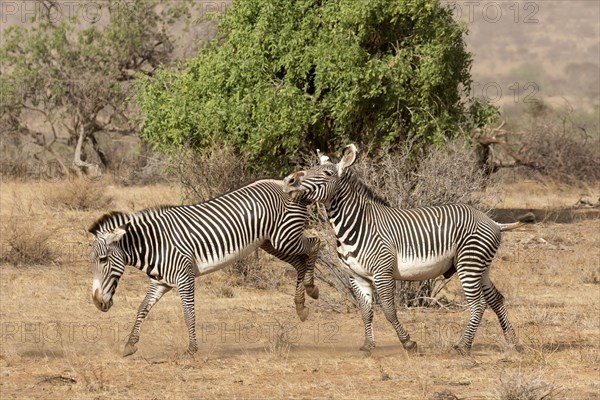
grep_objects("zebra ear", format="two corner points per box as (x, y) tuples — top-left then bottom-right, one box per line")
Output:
(104, 223), (129, 244)
(338, 144), (358, 175)
(316, 149), (331, 165)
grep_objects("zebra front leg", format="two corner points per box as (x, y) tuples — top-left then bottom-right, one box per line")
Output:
(374, 276), (416, 352)
(349, 276), (375, 352)
(260, 242), (311, 321)
(303, 237), (320, 300)
(177, 274), (198, 357)
(293, 262), (310, 321)
(124, 280), (172, 357)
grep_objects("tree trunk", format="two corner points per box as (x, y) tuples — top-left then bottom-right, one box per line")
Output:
(72, 123), (100, 177)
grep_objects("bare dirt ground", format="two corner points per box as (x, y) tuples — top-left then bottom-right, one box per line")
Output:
(1, 179), (599, 399)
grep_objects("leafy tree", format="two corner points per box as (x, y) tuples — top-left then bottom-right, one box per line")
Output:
(138, 0), (496, 172)
(0, 0), (189, 175)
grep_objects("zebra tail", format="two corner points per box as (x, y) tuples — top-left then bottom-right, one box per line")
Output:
(498, 212), (536, 232)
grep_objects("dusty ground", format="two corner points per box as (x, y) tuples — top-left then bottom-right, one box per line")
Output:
(0, 179), (598, 399)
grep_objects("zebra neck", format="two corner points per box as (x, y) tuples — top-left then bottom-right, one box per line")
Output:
(117, 227), (143, 270)
(326, 180), (369, 243)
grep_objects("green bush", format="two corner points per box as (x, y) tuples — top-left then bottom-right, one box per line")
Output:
(138, 0), (495, 173)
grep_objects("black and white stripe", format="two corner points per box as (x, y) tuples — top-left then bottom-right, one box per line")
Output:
(89, 179), (319, 356)
(284, 144), (532, 355)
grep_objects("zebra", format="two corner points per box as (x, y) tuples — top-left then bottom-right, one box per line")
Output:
(283, 144), (534, 355)
(89, 179), (319, 357)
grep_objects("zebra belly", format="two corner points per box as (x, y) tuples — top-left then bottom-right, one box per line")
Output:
(193, 239), (262, 276)
(394, 250), (455, 281)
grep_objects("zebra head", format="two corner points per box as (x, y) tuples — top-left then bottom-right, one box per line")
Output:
(284, 144), (358, 203)
(88, 213), (130, 312)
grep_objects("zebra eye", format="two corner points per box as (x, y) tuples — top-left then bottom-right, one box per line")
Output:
(98, 256), (108, 263)
(324, 170), (335, 176)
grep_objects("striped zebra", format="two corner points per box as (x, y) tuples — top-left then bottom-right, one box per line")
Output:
(283, 144), (533, 355)
(89, 179), (319, 357)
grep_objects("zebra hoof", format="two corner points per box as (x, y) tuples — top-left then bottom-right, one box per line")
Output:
(360, 342), (375, 352)
(123, 342), (138, 357)
(306, 285), (319, 299)
(507, 343), (524, 353)
(182, 349), (197, 358)
(403, 340), (417, 353)
(453, 344), (470, 356)
(296, 306), (310, 322)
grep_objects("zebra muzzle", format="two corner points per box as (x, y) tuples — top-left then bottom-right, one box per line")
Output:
(283, 172), (305, 191)
(93, 288), (112, 312)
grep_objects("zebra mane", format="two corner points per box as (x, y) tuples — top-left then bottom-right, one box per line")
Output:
(89, 206), (184, 235)
(344, 170), (390, 207)
(88, 211), (131, 235)
(202, 176), (281, 202)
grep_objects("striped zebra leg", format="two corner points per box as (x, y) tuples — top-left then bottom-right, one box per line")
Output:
(455, 265), (486, 355)
(177, 274), (198, 356)
(374, 275), (417, 352)
(482, 271), (519, 349)
(349, 275), (376, 352)
(303, 237), (320, 300)
(260, 240), (319, 322)
(123, 280), (172, 357)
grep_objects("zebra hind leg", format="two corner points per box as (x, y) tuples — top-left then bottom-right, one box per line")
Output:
(349, 276), (376, 352)
(374, 276), (416, 352)
(454, 265), (486, 356)
(124, 281), (172, 357)
(482, 271), (521, 352)
(178, 274), (198, 357)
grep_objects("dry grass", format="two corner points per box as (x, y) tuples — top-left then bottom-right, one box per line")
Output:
(0, 218), (57, 267)
(489, 177), (599, 209)
(1, 181), (599, 399)
(493, 370), (562, 400)
(42, 178), (114, 211)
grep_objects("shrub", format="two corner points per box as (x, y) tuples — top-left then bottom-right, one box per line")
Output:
(497, 103), (600, 183)
(493, 371), (561, 400)
(42, 179), (113, 211)
(1, 219), (57, 267)
(357, 139), (495, 209)
(171, 143), (258, 204)
(523, 128), (600, 182)
(138, 0), (493, 173)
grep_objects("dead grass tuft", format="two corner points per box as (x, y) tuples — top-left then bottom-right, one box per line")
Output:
(226, 255), (286, 291)
(1, 219), (57, 267)
(579, 265), (600, 284)
(42, 179), (113, 211)
(81, 366), (109, 393)
(264, 322), (293, 358)
(493, 370), (562, 400)
(215, 286), (235, 298)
